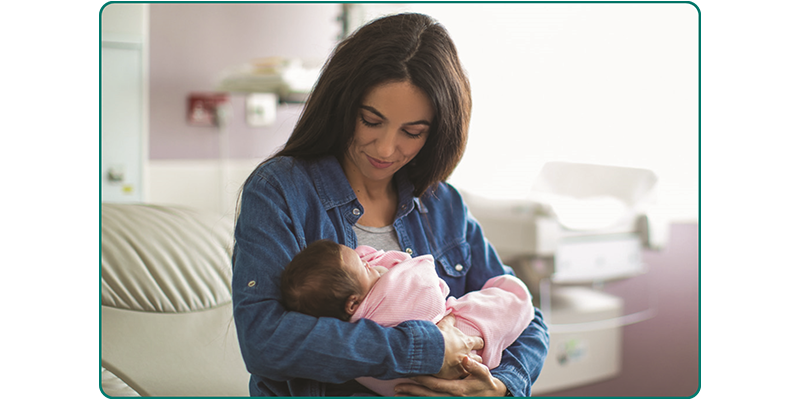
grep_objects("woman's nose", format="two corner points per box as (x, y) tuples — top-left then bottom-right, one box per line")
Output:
(374, 130), (397, 158)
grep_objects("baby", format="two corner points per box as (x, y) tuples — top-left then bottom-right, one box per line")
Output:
(280, 239), (535, 396)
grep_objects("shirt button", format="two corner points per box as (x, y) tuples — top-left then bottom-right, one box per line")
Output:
(405, 248), (413, 255)
(352, 208), (361, 216)
(455, 264), (464, 272)
(248, 280), (256, 287)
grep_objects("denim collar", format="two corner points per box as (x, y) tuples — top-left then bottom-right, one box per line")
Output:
(309, 155), (427, 215)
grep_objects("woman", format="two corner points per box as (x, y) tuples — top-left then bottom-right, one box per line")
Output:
(232, 13), (549, 397)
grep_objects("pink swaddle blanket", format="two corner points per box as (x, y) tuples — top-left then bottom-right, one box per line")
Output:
(351, 246), (534, 396)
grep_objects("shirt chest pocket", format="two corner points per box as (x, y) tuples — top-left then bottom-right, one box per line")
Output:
(435, 242), (472, 278)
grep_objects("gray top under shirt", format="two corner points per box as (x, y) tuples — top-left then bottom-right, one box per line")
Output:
(353, 223), (402, 252)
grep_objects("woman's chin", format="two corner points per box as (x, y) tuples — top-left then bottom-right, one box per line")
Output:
(363, 164), (401, 181)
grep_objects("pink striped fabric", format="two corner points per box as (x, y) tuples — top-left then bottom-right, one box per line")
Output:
(351, 246), (534, 397)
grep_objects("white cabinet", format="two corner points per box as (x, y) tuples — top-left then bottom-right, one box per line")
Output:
(101, 4), (148, 203)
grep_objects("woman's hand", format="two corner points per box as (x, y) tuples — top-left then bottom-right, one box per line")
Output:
(394, 355), (507, 397)
(435, 314), (484, 380)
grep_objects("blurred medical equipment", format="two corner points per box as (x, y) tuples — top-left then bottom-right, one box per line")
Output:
(217, 56), (322, 103)
(463, 162), (665, 394)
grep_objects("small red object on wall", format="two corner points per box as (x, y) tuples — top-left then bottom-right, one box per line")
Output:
(187, 92), (230, 126)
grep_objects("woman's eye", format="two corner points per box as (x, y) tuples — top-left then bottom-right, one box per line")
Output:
(360, 116), (380, 127)
(403, 129), (425, 139)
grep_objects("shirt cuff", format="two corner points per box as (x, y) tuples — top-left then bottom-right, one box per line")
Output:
(491, 365), (529, 397)
(397, 320), (444, 375)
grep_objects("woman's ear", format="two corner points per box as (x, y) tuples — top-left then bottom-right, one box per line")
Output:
(345, 294), (361, 316)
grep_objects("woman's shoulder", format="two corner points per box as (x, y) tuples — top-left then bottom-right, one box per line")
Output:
(248, 156), (312, 187)
(239, 157), (316, 203)
(253, 155), (303, 176)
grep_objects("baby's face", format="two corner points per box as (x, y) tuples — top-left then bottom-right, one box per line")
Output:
(340, 245), (387, 294)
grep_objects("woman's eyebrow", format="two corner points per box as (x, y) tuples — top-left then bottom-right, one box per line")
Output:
(359, 105), (431, 126)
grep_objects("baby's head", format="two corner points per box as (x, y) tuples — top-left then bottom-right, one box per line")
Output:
(280, 240), (385, 321)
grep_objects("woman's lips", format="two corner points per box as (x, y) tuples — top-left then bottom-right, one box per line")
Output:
(367, 155), (393, 169)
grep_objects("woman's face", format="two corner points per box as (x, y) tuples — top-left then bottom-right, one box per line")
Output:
(344, 80), (434, 186)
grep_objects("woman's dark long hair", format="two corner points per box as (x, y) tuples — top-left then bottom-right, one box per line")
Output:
(247, 12), (471, 198)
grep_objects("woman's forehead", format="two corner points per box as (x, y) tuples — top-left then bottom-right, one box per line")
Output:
(361, 81), (434, 122)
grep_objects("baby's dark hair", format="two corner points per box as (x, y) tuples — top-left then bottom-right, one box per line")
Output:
(280, 240), (364, 321)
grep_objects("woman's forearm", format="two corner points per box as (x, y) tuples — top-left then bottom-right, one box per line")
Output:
(233, 296), (445, 382)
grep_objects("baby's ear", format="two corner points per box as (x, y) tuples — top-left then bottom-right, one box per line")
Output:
(345, 294), (360, 316)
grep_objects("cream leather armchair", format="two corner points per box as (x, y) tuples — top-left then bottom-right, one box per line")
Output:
(101, 203), (250, 397)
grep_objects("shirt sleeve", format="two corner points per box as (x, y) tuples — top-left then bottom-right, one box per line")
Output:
(231, 171), (444, 383)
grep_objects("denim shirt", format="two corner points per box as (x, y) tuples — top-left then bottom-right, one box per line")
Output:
(232, 156), (549, 397)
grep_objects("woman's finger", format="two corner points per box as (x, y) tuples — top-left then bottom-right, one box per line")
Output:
(468, 352), (483, 365)
(461, 355), (491, 380)
(435, 314), (475, 379)
(439, 313), (456, 326)
(469, 335), (485, 351)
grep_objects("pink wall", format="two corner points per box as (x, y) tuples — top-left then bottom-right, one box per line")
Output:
(148, 3), (341, 159)
(544, 222), (699, 397)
